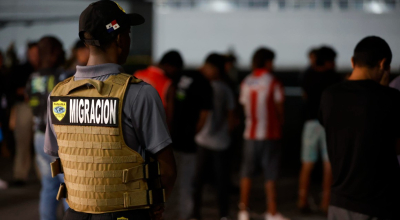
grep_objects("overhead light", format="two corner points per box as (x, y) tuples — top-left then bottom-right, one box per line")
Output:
(364, 1), (389, 14)
(200, 0), (235, 13)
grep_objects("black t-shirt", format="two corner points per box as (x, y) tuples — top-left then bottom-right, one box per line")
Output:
(171, 71), (213, 153)
(302, 69), (341, 120)
(26, 68), (63, 133)
(319, 80), (400, 219)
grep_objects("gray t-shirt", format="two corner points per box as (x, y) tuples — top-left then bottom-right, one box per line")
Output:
(390, 75), (400, 91)
(44, 63), (172, 160)
(195, 80), (235, 151)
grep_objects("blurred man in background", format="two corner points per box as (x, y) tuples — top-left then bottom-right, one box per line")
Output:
(134, 50), (183, 125)
(26, 36), (68, 220)
(238, 48), (288, 220)
(9, 42), (39, 186)
(169, 51), (213, 220)
(298, 46), (341, 214)
(319, 36), (400, 220)
(191, 53), (236, 220)
(62, 40), (89, 80)
(64, 40), (89, 71)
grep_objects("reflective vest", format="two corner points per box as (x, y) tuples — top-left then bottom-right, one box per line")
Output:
(49, 73), (164, 214)
(134, 66), (172, 108)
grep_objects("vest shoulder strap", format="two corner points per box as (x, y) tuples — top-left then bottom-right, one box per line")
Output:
(130, 76), (143, 84)
(51, 76), (74, 96)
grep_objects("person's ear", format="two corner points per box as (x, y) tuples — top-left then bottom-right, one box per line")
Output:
(116, 34), (122, 49)
(351, 57), (355, 69)
(379, 58), (390, 72)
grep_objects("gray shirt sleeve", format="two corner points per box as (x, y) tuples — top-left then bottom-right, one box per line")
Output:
(127, 83), (172, 155)
(389, 75), (400, 91)
(44, 94), (59, 156)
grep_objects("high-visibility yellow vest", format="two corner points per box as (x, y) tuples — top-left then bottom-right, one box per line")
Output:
(49, 73), (164, 214)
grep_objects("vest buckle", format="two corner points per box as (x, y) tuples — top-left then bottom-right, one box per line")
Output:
(122, 169), (129, 183)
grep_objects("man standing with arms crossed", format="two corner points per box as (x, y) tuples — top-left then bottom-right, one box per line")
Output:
(44, 1), (176, 219)
(319, 36), (400, 220)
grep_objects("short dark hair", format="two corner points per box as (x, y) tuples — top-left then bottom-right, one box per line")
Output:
(74, 40), (86, 50)
(353, 36), (392, 69)
(308, 48), (318, 57)
(83, 31), (113, 50)
(315, 46), (336, 66)
(38, 36), (65, 68)
(27, 42), (38, 50)
(205, 53), (226, 75)
(252, 47), (275, 69)
(159, 50), (184, 69)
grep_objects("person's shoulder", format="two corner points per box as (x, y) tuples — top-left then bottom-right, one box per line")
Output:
(322, 81), (346, 96)
(389, 75), (400, 91)
(242, 74), (253, 83)
(134, 67), (150, 77)
(188, 71), (206, 81)
(381, 84), (400, 98)
(125, 81), (160, 103)
(270, 73), (282, 84)
(214, 80), (230, 92)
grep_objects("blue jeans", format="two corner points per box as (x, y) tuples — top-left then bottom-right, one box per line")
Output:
(34, 132), (68, 220)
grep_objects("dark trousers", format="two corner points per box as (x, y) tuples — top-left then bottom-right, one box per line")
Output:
(63, 208), (151, 220)
(191, 146), (230, 219)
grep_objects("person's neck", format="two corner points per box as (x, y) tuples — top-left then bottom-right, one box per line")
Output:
(86, 49), (119, 66)
(348, 67), (379, 82)
(86, 55), (118, 66)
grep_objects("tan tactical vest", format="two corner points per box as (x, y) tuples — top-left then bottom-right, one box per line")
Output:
(49, 73), (164, 214)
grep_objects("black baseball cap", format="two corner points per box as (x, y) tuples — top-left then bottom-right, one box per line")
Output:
(79, 0), (145, 46)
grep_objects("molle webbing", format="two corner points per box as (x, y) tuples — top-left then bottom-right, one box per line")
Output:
(50, 74), (164, 213)
(54, 125), (120, 135)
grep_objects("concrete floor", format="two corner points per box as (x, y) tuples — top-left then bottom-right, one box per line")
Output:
(0, 157), (327, 220)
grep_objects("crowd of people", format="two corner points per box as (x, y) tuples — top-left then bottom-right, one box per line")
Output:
(0, 30), (399, 220)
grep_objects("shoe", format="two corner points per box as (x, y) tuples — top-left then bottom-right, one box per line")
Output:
(238, 210), (250, 220)
(265, 212), (290, 220)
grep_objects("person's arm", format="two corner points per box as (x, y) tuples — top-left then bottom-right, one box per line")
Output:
(275, 101), (284, 126)
(129, 84), (176, 198)
(228, 110), (236, 132)
(155, 145), (176, 199)
(196, 110), (209, 133)
(196, 77), (213, 133)
(44, 94), (59, 156)
(274, 82), (285, 126)
(226, 85), (237, 132)
(396, 139), (400, 156)
(165, 84), (176, 131)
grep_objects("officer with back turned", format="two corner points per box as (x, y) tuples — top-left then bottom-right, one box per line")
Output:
(43, 1), (177, 219)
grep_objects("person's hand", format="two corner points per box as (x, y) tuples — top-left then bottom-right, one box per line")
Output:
(149, 204), (164, 220)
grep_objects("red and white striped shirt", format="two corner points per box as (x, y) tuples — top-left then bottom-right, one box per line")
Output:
(239, 69), (285, 140)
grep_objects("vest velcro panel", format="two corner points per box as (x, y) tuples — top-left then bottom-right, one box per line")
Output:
(50, 74), (164, 213)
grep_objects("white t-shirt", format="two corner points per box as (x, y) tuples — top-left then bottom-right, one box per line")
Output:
(195, 80), (235, 151)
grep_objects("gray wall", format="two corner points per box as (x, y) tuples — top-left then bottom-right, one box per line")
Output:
(0, 1), (151, 60)
(154, 9), (400, 71)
